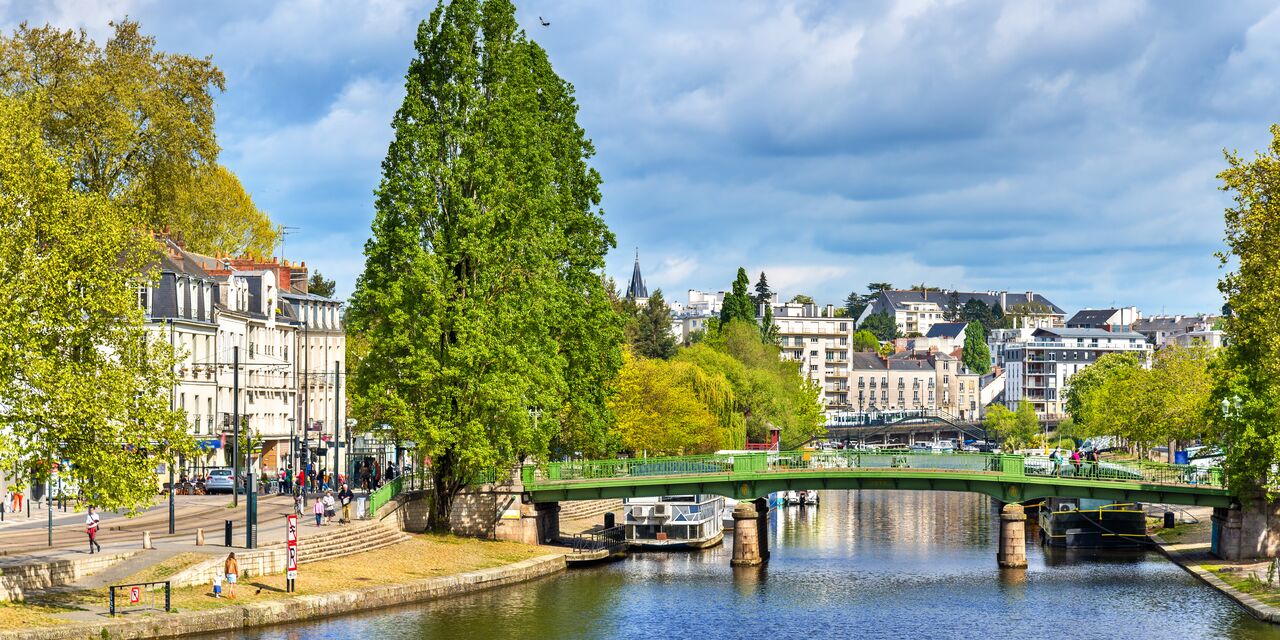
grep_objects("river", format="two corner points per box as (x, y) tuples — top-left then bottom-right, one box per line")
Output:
(213, 490), (1280, 640)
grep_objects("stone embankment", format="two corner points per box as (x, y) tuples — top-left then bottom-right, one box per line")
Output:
(0, 553), (567, 640)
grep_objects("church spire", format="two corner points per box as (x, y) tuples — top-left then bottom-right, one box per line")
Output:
(625, 249), (648, 301)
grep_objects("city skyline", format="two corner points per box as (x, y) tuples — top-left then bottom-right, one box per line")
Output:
(5, 1), (1278, 313)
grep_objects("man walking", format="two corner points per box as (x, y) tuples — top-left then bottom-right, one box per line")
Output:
(338, 483), (354, 524)
(86, 506), (102, 554)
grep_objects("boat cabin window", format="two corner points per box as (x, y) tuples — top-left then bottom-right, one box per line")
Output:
(661, 496), (697, 503)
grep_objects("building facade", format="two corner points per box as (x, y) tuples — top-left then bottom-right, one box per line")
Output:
(771, 303), (856, 415)
(1003, 327), (1152, 418)
(1133, 314), (1224, 349)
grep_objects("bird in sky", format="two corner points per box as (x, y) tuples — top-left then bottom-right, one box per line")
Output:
(539, 16), (550, 26)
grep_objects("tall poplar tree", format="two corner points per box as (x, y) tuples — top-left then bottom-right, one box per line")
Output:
(346, 0), (622, 527)
(719, 267), (754, 324)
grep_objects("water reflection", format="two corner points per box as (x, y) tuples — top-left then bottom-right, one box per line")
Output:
(214, 490), (1280, 640)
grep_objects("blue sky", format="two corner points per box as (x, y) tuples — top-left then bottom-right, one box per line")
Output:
(5, 1), (1278, 315)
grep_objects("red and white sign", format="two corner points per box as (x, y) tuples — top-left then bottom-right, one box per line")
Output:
(285, 514), (298, 580)
(129, 586), (141, 604)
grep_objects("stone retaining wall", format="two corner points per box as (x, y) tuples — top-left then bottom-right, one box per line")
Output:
(0, 554), (567, 640)
(0, 551), (140, 602)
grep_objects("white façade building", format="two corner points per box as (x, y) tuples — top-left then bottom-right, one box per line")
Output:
(1003, 327), (1152, 418)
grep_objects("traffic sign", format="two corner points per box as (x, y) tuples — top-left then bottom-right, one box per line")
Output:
(285, 514), (299, 584)
(286, 515), (298, 543)
(129, 586), (141, 604)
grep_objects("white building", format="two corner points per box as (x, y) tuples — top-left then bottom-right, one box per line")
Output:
(771, 303), (855, 416)
(858, 290), (1065, 337)
(1003, 327), (1152, 418)
(1133, 314), (1224, 349)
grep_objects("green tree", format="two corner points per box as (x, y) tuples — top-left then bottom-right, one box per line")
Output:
(609, 352), (733, 456)
(1211, 124), (1280, 496)
(0, 98), (191, 512)
(753, 272), (772, 307)
(990, 302), (1005, 328)
(1064, 352), (1143, 436)
(860, 311), (900, 342)
(0, 20), (279, 256)
(962, 298), (994, 330)
(308, 271), (337, 298)
(719, 268), (755, 324)
(760, 305), (779, 344)
(633, 289), (677, 359)
(346, 0), (622, 528)
(852, 330), (880, 352)
(844, 290), (866, 319)
(790, 294), (815, 305)
(985, 403), (1037, 450)
(868, 282), (893, 293)
(961, 321), (991, 374)
(944, 290), (963, 321)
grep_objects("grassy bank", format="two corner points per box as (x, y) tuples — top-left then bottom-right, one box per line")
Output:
(5, 534), (549, 629)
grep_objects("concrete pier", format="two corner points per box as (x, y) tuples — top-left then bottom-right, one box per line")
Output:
(997, 503), (1027, 568)
(731, 502), (762, 567)
(753, 497), (770, 562)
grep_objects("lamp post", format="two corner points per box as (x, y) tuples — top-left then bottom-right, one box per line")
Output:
(288, 417), (295, 495)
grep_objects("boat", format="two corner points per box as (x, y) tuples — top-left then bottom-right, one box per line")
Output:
(623, 495), (725, 549)
(799, 490), (819, 506)
(721, 497), (739, 530)
(784, 490), (801, 506)
(1038, 498), (1147, 548)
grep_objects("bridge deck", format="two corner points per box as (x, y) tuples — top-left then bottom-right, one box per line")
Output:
(521, 451), (1231, 507)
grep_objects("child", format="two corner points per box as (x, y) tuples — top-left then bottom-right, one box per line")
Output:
(213, 573), (223, 598)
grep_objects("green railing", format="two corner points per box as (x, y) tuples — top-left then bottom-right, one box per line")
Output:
(365, 470), (431, 519)
(523, 451), (1224, 490)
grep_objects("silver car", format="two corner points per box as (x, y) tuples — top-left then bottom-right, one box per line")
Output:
(205, 468), (235, 494)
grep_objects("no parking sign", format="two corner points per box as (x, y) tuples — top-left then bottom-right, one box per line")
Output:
(286, 514), (299, 582)
(129, 586), (141, 604)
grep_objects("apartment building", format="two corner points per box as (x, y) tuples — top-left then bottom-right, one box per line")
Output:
(844, 352), (982, 420)
(857, 290), (1065, 337)
(1133, 314), (1224, 349)
(772, 303), (855, 416)
(1003, 327), (1152, 418)
(1065, 307), (1140, 330)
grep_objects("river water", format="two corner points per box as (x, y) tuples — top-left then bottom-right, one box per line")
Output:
(216, 491), (1280, 640)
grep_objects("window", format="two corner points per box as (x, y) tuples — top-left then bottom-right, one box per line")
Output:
(810, 350), (818, 357)
(137, 285), (150, 314)
(810, 364), (818, 372)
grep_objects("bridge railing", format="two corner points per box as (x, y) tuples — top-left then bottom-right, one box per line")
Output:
(525, 450), (1224, 489)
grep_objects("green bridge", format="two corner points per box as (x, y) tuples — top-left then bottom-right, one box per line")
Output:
(520, 450), (1231, 508)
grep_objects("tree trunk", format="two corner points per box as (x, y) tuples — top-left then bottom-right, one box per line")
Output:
(427, 451), (461, 532)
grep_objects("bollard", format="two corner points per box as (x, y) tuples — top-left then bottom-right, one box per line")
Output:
(604, 511), (615, 528)
(1164, 511), (1176, 530)
(196, 528), (205, 546)
(224, 519), (233, 547)
(143, 530), (153, 549)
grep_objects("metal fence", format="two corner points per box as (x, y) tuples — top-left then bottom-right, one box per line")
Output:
(109, 581), (170, 616)
(525, 451), (1224, 489)
(568, 525), (625, 555)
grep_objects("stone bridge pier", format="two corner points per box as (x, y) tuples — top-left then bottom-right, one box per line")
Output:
(449, 468), (560, 545)
(1212, 495), (1280, 561)
(996, 503), (1027, 568)
(731, 497), (771, 566)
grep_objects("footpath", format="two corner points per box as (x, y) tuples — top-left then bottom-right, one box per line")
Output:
(0, 492), (566, 639)
(1151, 505), (1280, 624)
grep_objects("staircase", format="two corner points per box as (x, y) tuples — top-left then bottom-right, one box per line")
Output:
(296, 521), (411, 565)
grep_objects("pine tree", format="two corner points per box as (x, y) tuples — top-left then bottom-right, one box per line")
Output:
(634, 290), (677, 359)
(944, 290), (963, 322)
(346, 0), (622, 528)
(753, 272), (772, 307)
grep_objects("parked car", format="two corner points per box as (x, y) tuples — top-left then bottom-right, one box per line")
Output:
(205, 468), (235, 494)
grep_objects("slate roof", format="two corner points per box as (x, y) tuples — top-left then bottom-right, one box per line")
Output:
(625, 253), (648, 300)
(1032, 327), (1147, 340)
(925, 322), (967, 338)
(873, 290), (1065, 315)
(1066, 309), (1121, 327)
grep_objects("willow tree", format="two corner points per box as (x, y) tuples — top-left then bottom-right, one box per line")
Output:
(1211, 125), (1280, 496)
(347, 0), (622, 528)
(0, 98), (191, 512)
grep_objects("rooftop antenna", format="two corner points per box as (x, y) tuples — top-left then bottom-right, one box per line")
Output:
(278, 226), (301, 262)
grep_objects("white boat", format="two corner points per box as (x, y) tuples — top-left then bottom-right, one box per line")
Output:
(721, 497), (739, 530)
(784, 490), (801, 505)
(624, 495), (725, 549)
(799, 490), (819, 506)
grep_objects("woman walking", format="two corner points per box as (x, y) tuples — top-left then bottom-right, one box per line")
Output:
(313, 493), (324, 526)
(323, 490), (336, 525)
(224, 552), (239, 598)
(86, 506), (102, 554)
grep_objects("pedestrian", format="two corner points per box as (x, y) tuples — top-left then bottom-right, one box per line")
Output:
(1070, 448), (1083, 476)
(1050, 449), (1062, 476)
(1088, 449), (1101, 477)
(2, 488), (9, 516)
(338, 484), (354, 524)
(323, 490), (336, 525)
(224, 553), (239, 598)
(296, 469), (306, 493)
(86, 506), (102, 553)
(12, 488), (22, 513)
(313, 493), (324, 526)
(212, 573), (223, 598)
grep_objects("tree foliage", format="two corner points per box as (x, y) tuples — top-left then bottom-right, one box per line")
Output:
(0, 97), (191, 512)
(632, 289), (677, 360)
(943, 290), (963, 322)
(789, 294), (815, 305)
(608, 351), (741, 456)
(852, 330), (880, 352)
(346, 0), (622, 527)
(753, 272), (772, 307)
(860, 311), (900, 342)
(961, 321), (991, 374)
(1210, 124), (1280, 496)
(677, 322), (823, 447)
(0, 20), (278, 256)
(984, 403), (1038, 450)
(719, 267), (755, 324)
(308, 272), (337, 298)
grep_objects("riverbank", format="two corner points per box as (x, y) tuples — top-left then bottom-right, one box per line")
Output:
(1152, 512), (1280, 623)
(0, 534), (564, 639)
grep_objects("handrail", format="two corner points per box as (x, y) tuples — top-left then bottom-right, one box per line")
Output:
(569, 525), (626, 554)
(523, 451), (1225, 491)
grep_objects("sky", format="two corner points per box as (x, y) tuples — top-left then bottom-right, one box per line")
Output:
(4, 1), (1278, 315)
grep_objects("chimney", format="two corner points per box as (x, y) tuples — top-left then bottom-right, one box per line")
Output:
(999, 291), (1008, 310)
(825, 304), (834, 317)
